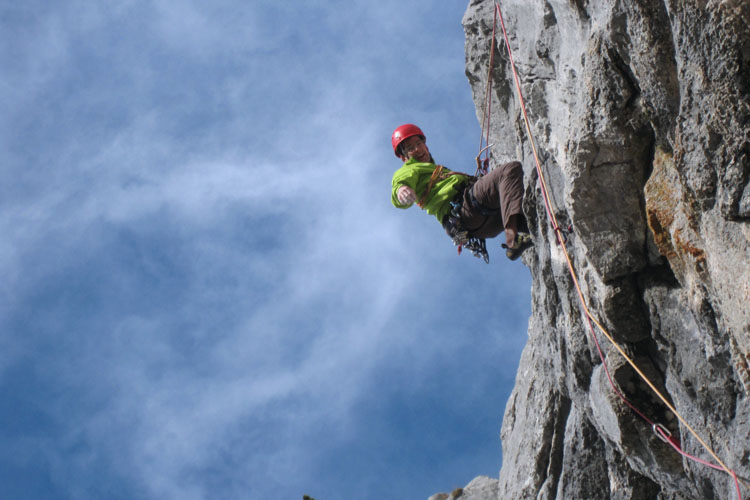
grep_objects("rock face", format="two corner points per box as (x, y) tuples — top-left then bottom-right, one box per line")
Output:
(454, 0), (750, 499)
(428, 476), (500, 500)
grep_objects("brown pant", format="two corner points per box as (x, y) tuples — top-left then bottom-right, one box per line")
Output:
(458, 161), (524, 239)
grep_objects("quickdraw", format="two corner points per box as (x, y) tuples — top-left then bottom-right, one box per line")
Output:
(475, 144), (493, 177)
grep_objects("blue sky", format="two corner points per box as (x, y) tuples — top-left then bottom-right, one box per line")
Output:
(1, 2), (532, 499)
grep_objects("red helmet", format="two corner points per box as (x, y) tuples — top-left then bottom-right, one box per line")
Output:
(391, 124), (425, 158)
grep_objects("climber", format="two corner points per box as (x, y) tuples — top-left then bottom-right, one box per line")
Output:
(390, 123), (532, 261)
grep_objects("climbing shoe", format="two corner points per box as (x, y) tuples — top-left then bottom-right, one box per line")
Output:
(502, 232), (533, 261)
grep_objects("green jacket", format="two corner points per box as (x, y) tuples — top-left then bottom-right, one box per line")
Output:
(391, 158), (470, 223)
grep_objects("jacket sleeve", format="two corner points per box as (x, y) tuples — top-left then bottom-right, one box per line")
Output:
(391, 163), (419, 208)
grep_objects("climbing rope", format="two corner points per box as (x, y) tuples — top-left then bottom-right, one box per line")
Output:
(488, 1), (744, 497)
(475, 4), (498, 177)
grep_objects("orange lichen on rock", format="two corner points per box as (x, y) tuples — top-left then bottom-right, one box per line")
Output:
(645, 149), (681, 259)
(644, 148), (708, 278)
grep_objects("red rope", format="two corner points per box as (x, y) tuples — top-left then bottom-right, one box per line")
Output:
(490, 2), (743, 497)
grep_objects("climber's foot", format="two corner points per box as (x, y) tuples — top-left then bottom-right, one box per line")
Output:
(502, 232), (533, 261)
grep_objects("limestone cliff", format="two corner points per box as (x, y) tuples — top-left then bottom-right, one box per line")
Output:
(438, 1), (750, 498)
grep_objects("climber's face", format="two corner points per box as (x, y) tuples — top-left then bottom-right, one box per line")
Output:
(400, 136), (431, 163)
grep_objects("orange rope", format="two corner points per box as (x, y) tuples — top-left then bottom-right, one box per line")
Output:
(490, 1), (743, 496)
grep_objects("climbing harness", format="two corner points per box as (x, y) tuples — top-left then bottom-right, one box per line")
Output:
(489, 1), (744, 497)
(413, 163), (492, 262)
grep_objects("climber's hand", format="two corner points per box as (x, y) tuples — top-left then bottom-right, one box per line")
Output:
(397, 185), (417, 206)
